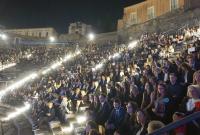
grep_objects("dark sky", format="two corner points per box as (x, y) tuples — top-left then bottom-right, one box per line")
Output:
(0, 0), (144, 33)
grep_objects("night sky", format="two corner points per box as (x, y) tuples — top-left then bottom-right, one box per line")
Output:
(0, 0), (144, 33)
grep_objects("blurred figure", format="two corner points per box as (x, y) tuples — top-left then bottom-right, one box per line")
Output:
(147, 120), (167, 135)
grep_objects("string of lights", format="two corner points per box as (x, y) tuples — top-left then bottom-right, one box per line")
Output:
(92, 40), (138, 72)
(61, 40), (138, 132)
(0, 50), (81, 100)
(1, 102), (31, 121)
(0, 63), (16, 71)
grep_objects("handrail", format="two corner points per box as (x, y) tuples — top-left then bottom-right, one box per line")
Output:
(149, 111), (200, 135)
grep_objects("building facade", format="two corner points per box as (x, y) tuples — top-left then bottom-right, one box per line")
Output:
(117, 0), (199, 30)
(5, 27), (57, 38)
(68, 22), (92, 35)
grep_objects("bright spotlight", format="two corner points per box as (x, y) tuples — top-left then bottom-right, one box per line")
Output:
(0, 72), (38, 100)
(1, 34), (8, 40)
(31, 73), (38, 79)
(76, 115), (87, 124)
(63, 54), (73, 62)
(128, 41), (138, 49)
(2, 102), (31, 121)
(42, 68), (51, 75)
(51, 62), (62, 69)
(49, 36), (56, 42)
(0, 63), (16, 71)
(62, 123), (74, 133)
(88, 33), (95, 41)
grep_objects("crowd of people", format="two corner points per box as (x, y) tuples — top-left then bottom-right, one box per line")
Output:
(0, 24), (200, 135)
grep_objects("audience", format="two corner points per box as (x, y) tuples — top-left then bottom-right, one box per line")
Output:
(1, 24), (200, 135)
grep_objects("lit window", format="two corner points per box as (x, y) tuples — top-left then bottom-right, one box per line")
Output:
(129, 12), (137, 25)
(171, 0), (179, 10)
(147, 6), (155, 20)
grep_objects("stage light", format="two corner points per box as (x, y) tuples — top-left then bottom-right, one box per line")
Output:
(76, 115), (87, 124)
(31, 73), (38, 79)
(49, 36), (56, 42)
(0, 73), (38, 100)
(88, 33), (95, 41)
(128, 40), (138, 49)
(1, 34), (8, 40)
(63, 54), (73, 62)
(51, 62), (62, 69)
(42, 68), (51, 75)
(0, 63), (16, 71)
(2, 102), (31, 121)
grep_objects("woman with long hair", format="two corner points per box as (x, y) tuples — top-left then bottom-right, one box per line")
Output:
(135, 109), (149, 135)
(117, 101), (138, 135)
(181, 63), (195, 85)
(151, 83), (174, 124)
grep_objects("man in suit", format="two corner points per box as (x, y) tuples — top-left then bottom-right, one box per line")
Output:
(187, 54), (200, 71)
(167, 73), (183, 105)
(105, 98), (126, 135)
(96, 93), (111, 126)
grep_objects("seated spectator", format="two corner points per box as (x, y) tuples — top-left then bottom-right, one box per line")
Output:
(129, 85), (142, 107)
(141, 82), (153, 110)
(172, 112), (186, 135)
(193, 70), (200, 91)
(187, 54), (200, 71)
(186, 85), (200, 112)
(135, 109), (149, 135)
(150, 83), (174, 124)
(93, 94), (100, 113)
(85, 120), (98, 135)
(105, 98), (126, 135)
(95, 93), (111, 126)
(147, 120), (167, 135)
(180, 63), (195, 85)
(167, 73), (183, 104)
(59, 96), (74, 123)
(118, 101), (138, 135)
(88, 94), (95, 111)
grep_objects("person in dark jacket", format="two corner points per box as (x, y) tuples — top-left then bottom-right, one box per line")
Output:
(105, 98), (126, 135)
(181, 63), (195, 85)
(95, 93), (111, 126)
(167, 73), (184, 104)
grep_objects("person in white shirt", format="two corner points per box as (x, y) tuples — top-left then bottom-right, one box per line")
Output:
(186, 85), (200, 112)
